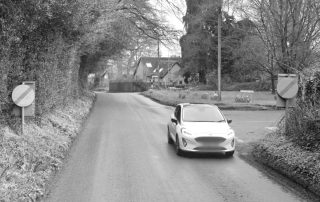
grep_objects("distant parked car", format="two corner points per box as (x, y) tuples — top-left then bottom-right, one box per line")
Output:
(167, 103), (235, 157)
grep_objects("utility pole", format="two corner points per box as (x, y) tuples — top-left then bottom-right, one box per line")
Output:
(157, 37), (160, 69)
(217, 0), (222, 101)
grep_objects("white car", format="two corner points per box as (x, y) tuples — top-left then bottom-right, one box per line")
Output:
(167, 103), (235, 157)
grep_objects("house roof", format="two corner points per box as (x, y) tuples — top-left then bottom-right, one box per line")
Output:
(134, 57), (181, 78)
(159, 62), (182, 79)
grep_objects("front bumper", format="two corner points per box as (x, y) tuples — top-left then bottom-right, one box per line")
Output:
(178, 134), (235, 153)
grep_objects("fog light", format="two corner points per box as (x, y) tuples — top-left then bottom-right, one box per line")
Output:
(182, 138), (187, 147)
(231, 138), (235, 147)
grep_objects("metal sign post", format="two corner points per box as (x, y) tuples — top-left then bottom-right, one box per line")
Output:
(12, 83), (35, 135)
(22, 81), (36, 117)
(22, 106), (25, 134)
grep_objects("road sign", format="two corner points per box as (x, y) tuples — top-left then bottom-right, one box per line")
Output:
(12, 84), (35, 107)
(277, 74), (298, 99)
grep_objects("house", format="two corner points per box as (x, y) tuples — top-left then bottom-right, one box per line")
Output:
(160, 62), (185, 86)
(133, 57), (183, 85)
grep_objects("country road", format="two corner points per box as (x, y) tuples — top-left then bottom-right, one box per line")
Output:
(46, 93), (310, 202)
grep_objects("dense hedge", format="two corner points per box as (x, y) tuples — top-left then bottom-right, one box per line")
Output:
(222, 81), (272, 91)
(253, 73), (320, 197)
(0, 0), (83, 117)
(109, 80), (150, 92)
(283, 73), (320, 151)
(186, 81), (272, 91)
(253, 132), (320, 197)
(285, 102), (320, 151)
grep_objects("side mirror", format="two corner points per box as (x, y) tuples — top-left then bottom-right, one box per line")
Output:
(227, 119), (232, 124)
(171, 113), (177, 124)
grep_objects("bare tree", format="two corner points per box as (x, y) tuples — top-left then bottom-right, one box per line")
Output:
(241, 0), (320, 75)
(77, 0), (183, 87)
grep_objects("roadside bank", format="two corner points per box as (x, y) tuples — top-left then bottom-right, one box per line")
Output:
(252, 132), (320, 198)
(141, 89), (276, 110)
(0, 92), (96, 201)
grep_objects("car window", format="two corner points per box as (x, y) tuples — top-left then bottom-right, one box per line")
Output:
(174, 106), (179, 119)
(174, 105), (181, 123)
(182, 105), (225, 122)
(176, 106), (181, 123)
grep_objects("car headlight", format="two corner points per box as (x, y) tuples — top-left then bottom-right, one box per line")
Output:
(227, 130), (235, 136)
(181, 128), (192, 136)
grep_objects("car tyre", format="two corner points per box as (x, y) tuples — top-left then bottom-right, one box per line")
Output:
(167, 126), (173, 144)
(175, 135), (183, 156)
(225, 151), (234, 157)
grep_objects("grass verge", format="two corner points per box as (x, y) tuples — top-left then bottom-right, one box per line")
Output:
(253, 131), (320, 197)
(141, 89), (275, 110)
(0, 92), (96, 201)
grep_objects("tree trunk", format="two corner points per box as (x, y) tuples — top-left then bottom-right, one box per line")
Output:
(79, 55), (89, 90)
(199, 69), (207, 84)
(270, 73), (276, 94)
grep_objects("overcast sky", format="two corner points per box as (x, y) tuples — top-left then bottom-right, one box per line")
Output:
(150, 0), (186, 57)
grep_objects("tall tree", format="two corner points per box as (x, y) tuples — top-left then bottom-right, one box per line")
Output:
(77, 0), (180, 87)
(180, 0), (244, 84)
(242, 0), (320, 74)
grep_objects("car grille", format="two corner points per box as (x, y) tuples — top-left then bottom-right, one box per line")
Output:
(195, 136), (226, 144)
(194, 146), (226, 151)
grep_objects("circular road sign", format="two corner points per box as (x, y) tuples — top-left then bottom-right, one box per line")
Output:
(277, 77), (298, 99)
(12, 84), (35, 107)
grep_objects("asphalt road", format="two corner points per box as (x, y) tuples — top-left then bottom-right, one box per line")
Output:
(46, 93), (309, 202)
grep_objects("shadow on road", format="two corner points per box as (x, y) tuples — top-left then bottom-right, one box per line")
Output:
(166, 144), (235, 160)
(181, 152), (234, 159)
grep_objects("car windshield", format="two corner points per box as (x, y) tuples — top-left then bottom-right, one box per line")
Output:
(182, 105), (225, 122)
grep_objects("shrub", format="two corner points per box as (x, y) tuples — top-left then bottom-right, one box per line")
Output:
(235, 95), (251, 103)
(253, 132), (320, 196)
(210, 92), (219, 100)
(201, 93), (209, 99)
(223, 81), (271, 91)
(109, 80), (149, 92)
(178, 93), (186, 99)
(284, 100), (320, 151)
(304, 72), (320, 104)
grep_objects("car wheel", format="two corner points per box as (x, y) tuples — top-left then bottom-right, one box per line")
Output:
(175, 135), (183, 156)
(225, 151), (234, 157)
(167, 126), (173, 144)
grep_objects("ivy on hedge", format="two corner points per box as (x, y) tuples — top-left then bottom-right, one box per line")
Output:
(284, 72), (320, 151)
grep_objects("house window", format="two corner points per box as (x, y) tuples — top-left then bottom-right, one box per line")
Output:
(146, 63), (152, 68)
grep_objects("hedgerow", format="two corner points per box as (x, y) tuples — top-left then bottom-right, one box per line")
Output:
(253, 132), (320, 197)
(0, 0), (82, 116)
(284, 73), (320, 151)
(253, 72), (320, 196)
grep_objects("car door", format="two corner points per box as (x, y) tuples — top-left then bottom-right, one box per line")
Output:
(169, 105), (180, 139)
(175, 106), (182, 137)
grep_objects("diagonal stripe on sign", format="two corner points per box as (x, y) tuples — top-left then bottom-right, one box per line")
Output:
(15, 86), (33, 106)
(278, 79), (296, 97)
